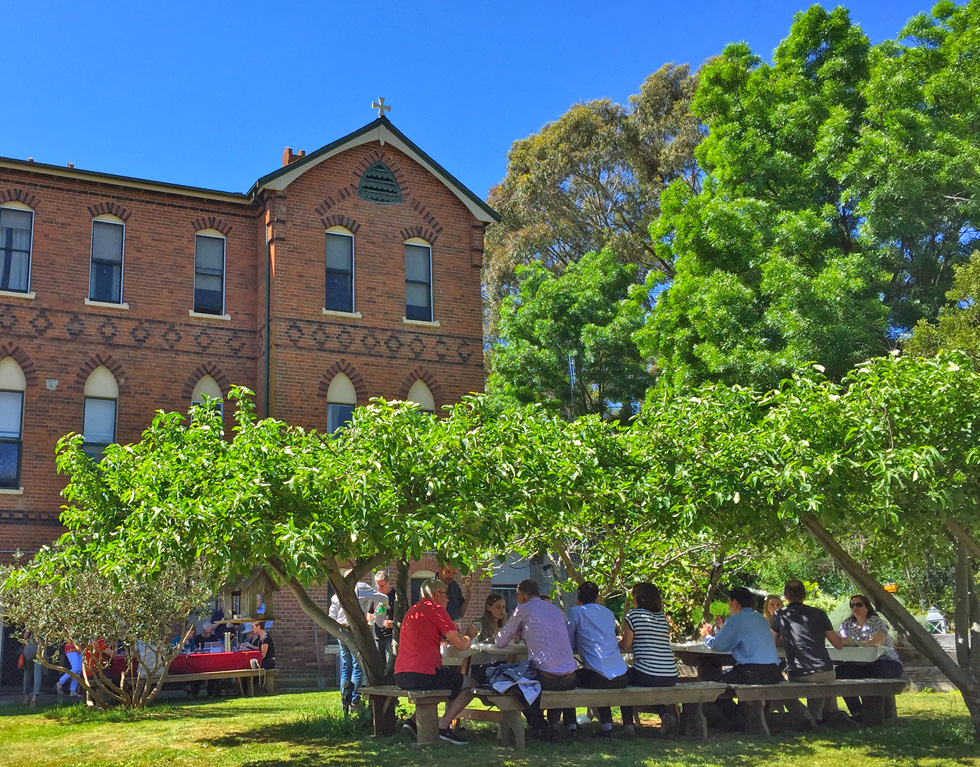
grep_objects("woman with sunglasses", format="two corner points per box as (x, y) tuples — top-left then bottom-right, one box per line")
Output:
(835, 595), (903, 720)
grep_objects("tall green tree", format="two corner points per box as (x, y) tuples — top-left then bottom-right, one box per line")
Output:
(847, 0), (980, 332)
(484, 63), (702, 340)
(906, 251), (980, 363)
(640, 6), (888, 390)
(488, 248), (650, 419)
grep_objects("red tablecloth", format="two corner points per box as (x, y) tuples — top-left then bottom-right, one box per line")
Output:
(109, 650), (260, 677)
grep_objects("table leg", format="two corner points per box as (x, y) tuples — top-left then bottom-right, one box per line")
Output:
(864, 696), (885, 726)
(246, 677), (254, 697)
(681, 702), (708, 740)
(497, 710), (525, 748)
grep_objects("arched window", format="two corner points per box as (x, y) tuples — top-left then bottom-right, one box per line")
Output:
(89, 214), (125, 304)
(193, 229), (226, 316)
(326, 373), (356, 433)
(404, 238), (432, 322)
(0, 202), (34, 295)
(406, 380), (435, 414)
(0, 356), (26, 489)
(83, 366), (118, 460)
(191, 374), (224, 418)
(324, 226), (355, 315)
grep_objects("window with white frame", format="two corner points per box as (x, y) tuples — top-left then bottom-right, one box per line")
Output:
(326, 372), (356, 433)
(194, 233), (226, 315)
(406, 380), (435, 414)
(191, 374), (224, 419)
(83, 366), (118, 461)
(404, 240), (432, 322)
(0, 357), (26, 489)
(325, 228), (354, 313)
(0, 205), (33, 294)
(89, 218), (125, 303)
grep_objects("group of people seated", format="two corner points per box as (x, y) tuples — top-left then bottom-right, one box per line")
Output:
(395, 577), (680, 744)
(392, 575), (903, 744)
(701, 581), (903, 727)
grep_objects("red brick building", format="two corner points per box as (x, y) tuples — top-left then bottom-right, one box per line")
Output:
(0, 116), (497, 683)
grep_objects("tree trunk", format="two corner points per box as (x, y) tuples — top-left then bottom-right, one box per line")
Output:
(955, 543), (973, 669)
(946, 518), (980, 559)
(802, 512), (980, 740)
(701, 550), (726, 624)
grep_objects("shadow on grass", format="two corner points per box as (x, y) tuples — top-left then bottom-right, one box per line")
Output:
(202, 712), (980, 767)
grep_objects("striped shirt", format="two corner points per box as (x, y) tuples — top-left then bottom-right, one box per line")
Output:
(625, 608), (678, 678)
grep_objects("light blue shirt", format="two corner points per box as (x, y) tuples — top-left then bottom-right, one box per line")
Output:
(567, 603), (628, 680)
(705, 608), (779, 665)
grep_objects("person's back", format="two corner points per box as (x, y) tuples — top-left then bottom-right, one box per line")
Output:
(495, 589), (575, 675)
(772, 601), (834, 678)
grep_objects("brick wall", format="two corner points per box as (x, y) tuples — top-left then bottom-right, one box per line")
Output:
(0, 131), (489, 681)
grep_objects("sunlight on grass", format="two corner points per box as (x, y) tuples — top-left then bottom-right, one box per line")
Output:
(0, 691), (976, 767)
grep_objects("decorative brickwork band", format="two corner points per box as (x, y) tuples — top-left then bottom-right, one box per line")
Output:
(74, 353), (130, 394)
(317, 359), (368, 404)
(191, 217), (233, 236)
(87, 202), (132, 222)
(0, 189), (39, 208)
(398, 367), (443, 407)
(320, 214), (361, 234)
(181, 362), (232, 400)
(352, 150), (409, 196)
(400, 226), (440, 244)
(315, 186), (355, 218)
(410, 198), (444, 238)
(0, 342), (38, 385)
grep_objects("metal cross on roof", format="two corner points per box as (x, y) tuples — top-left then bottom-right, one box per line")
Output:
(372, 97), (390, 118)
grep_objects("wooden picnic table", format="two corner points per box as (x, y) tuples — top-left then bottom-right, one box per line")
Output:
(670, 641), (886, 680)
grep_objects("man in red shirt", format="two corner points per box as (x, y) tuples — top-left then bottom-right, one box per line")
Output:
(395, 578), (475, 745)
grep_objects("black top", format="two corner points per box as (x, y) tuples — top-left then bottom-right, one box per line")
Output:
(771, 602), (834, 678)
(260, 633), (276, 669)
(446, 580), (465, 621)
(193, 632), (218, 651)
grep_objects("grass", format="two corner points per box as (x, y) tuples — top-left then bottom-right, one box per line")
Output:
(0, 690), (976, 767)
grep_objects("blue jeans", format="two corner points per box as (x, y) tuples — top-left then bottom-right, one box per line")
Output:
(339, 643), (362, 701)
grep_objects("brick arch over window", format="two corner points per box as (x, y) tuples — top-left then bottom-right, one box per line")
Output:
(87, 201), (132, 222)
(0, 342), (38, 386)
(317, 360), (367, 404)
(352, 150), (410, 196)
(0, 189), (39, 208)
(398, 368), (443, 406)
(191, 216), (233, 236)
(408, 198), (443, 240)
(74, 353), (130, 394)
(181, 362), (232, 400)
(399, 226), (440, 245)
(319, 213), (361, 233)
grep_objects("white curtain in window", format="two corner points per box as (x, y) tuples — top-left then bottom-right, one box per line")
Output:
(84, 398), (117, 444)
(0, 208), (32, 291)
(0, 391), (23, 438)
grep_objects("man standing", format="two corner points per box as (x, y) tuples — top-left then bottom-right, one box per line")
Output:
(370, 570), (396, 676)
(328, 577), (389, 708)
(438, 564), (468, 622)
(395, 578), (475, 745)
(771, 580), (844, 725)
(564, 581), (629, 738)
(495, 579), (578, 740)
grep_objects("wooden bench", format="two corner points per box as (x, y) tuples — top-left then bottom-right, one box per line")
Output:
(476, 682), (728, 748)
(160, 667), (277, 697)
(360, 685), (454, 746)
(730, 678), (907, 736)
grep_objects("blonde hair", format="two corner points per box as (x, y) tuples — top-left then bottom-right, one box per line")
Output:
(762, 595), (783, 622)
(421, 578), (447, 599)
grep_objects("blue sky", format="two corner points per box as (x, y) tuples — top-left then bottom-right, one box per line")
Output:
(4, 1), (934, 200)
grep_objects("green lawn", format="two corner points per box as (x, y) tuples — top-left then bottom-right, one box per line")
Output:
(0, 691), (976, 767)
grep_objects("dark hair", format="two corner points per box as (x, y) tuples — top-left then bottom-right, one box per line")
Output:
(480, 592), (506, 640)
(728, 587), (754, 608)
(848, 594), (877, 617)
(783, 580), (807, 603)
(517, 579), (540, 597)
(578, 581), (599, 605)
(632, 582), (663, 613)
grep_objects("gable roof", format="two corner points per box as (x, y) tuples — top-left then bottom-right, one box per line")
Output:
(249, 116), (500, 224)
